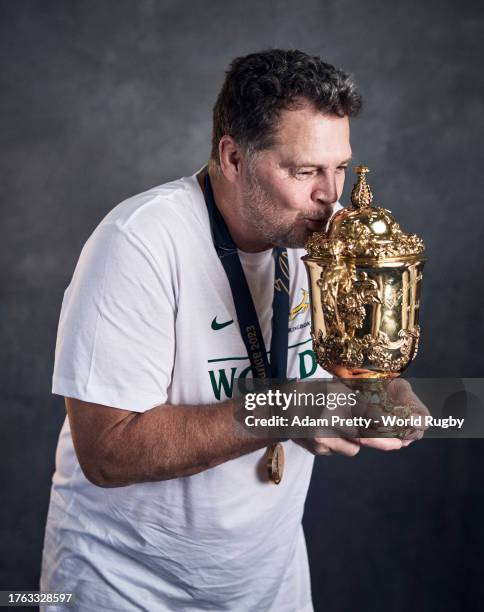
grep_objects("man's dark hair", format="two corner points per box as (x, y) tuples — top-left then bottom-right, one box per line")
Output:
(211, 49), (362, 163)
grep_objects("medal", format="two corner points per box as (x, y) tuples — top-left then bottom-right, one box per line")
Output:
(267, 442), (285, 484)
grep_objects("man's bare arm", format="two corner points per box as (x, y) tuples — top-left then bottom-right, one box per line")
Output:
(66, 398), (273, 488)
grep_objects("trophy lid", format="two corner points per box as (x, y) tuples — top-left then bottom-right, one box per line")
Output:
(305, 166), (425, 261)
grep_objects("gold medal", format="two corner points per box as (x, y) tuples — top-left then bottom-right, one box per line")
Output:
(267, 442), (285, 484)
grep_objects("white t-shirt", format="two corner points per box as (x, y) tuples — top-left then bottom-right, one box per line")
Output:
(40, 172), (332, 612)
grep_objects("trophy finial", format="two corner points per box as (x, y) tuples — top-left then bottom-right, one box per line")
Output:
(351, 165), (373, 209)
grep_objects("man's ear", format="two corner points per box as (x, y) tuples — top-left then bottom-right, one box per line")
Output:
(218, 136), (242, 183)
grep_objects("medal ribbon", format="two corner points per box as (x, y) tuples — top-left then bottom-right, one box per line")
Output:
(203, 173), (289, 380)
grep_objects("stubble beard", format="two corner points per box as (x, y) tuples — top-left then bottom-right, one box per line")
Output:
(241, 167), (312, 249)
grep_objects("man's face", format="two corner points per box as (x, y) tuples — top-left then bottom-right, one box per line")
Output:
(239, 104), (352, 249)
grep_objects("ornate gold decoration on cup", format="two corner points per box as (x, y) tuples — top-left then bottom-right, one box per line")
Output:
(303, 166), (425, 378)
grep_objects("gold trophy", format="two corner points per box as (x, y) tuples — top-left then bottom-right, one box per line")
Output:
(303, 166), (425, 436)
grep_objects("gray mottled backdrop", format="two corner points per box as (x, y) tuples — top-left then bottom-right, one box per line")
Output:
(1, 0), (483, 610)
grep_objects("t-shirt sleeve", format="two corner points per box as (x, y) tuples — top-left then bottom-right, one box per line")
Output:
(52, 222), (176, 412)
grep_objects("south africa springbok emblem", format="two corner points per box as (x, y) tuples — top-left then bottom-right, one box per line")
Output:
(289, 289), (309, 321)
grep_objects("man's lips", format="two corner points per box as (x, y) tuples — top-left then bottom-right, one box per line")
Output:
(304, 217), (330, 231)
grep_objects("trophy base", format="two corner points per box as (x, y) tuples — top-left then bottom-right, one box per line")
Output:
(329, 365), (400, 380)
(332, 368), (415, 440)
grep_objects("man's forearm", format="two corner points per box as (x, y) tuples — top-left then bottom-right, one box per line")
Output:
(70, 399), (273, 487)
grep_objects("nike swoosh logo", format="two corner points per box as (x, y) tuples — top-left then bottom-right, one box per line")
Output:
(211, 317), (234, 331)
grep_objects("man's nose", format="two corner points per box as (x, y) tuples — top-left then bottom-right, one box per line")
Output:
(311, 175), (338, 206)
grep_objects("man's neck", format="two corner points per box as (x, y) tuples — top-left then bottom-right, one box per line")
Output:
(197, 165), (272, 253)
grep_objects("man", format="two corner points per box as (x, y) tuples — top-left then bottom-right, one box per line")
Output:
(40, 49), (415, 611)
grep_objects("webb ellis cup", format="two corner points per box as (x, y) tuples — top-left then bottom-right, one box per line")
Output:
(303, 166), (425, 381)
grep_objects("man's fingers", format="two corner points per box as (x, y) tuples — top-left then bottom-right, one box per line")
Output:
(329, 423), (360, 439)
(385, 378), (413, 402)
(357, 437), (403, 451)
(315, 437), (360, 457)
(386, 379), (429, 416)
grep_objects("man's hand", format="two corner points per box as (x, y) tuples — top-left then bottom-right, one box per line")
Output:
(293, 378), (428, 457)
(293, 433), (404, 456)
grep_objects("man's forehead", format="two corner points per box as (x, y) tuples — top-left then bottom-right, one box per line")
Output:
(270, 105), (351, 163)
